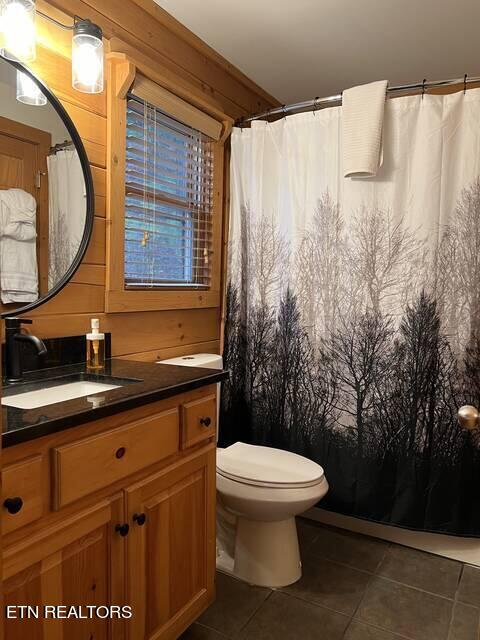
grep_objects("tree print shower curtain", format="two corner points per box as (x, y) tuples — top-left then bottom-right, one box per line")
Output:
(223, 90), (480, 536)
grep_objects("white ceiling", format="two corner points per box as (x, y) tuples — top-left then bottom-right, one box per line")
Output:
(154, 0), (480, 106)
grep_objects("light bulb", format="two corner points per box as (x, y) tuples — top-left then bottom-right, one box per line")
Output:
(16, 68), (46, 105)
(0, 0), (36, 62)
(72, 20), (103, 94)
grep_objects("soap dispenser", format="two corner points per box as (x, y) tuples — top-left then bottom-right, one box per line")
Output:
(86, 318), (105, 370)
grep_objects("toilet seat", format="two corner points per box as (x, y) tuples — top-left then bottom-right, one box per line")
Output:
(217, 442), (324, 489)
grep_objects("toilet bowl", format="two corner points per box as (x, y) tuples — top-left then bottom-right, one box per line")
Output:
(217, 442), (328, 587)
(158, 353), (329, 588)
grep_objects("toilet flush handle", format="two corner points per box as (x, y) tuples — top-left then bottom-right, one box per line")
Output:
(458, 405), (480, 431)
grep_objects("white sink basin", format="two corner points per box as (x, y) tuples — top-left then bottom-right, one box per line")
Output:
(2, 381), (121, 409)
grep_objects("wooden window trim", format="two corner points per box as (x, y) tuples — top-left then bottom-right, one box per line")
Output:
(105, 52), (232, 313)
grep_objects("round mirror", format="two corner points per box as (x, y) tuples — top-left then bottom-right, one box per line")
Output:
(0, 55), (94, 317)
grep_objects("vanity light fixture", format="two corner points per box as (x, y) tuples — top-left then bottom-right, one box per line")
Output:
(16, 68), (46, 104)
(0, 0), (104, 98)
(0, 0), (36, 62)
(72, 19), (103, 94)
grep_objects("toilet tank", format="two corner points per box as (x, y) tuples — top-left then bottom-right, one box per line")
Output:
(158, 354), (223, 370)
(157, 353), (223, 441)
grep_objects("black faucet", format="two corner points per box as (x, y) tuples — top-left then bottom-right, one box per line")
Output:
(4, 317), (47, 384)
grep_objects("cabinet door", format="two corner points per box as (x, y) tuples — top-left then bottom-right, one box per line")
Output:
(125, 446), (216, 640)
(3, 495), (125, 640)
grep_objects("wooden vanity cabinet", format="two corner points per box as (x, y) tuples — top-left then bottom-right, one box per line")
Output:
(3, 495), (125, 640)
(125, 447), (216, 640)
(1, 385), (218, 640)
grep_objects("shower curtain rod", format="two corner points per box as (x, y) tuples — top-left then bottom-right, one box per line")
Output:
(49, 140), (74, 154)
(238, 74), (480, 125)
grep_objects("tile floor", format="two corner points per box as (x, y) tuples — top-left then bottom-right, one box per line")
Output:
(181, 518), (480, 640)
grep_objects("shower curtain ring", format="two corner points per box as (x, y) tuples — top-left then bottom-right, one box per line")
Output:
(464, 74), (468, 95)
(422, 78), (427, 100)
(282, 104), (287, 120)
(313, 97), (320, 115)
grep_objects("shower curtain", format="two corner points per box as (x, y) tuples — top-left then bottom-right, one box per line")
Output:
(47, 148), (86, 288)
(223, 89), (480, 536)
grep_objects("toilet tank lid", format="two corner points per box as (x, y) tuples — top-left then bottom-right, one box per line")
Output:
(217, 442), (324, 488)
(157, 353), (223, 369)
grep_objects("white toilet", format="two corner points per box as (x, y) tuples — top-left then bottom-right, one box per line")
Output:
(217, 442), (328, 587)
(158, 353), (329, 588)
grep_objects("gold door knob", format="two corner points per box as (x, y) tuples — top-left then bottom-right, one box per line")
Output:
(458, 405), (480, 431)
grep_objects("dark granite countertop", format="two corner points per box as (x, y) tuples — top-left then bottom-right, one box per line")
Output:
(2, 359), (228, 448)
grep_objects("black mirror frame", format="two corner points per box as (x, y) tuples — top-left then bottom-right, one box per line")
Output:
(0, 55), (95, 318)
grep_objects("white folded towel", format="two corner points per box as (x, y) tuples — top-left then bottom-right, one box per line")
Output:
(342, 80), (388, 178)
(0, 188), (38, 303)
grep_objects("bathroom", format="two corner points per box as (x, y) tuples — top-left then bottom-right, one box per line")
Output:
(0, 0), (479, 638)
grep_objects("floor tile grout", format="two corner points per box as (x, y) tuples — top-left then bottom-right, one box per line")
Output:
(187, 521), (480, 640)
(345, 619), (418, 640)
(446, 564), (465, 640)
(193, 621), (232, 638)
(277, 587), (354, 620)
(304, 549), (383, 576)
(368, 573), (459, 602)
(373, 540), (391, 573)
(348, 567), (377, 635)
(301, 550), (462, 603)
(234, 588), (274, 637)
(341, 615), (355, 639)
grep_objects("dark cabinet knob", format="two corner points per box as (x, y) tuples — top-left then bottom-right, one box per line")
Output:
(115, 523), (130, 537)
(4, 497), (23, 514)
(133, 512), (147, 526)
(115, 447), (126, 459)
(200, 416), (212, 427)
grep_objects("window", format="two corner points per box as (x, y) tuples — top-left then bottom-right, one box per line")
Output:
(124, 95), (214, 288)
(106, 58), (230, 313)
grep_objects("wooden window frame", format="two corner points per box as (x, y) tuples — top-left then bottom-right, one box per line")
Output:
(105, 52), (232, 313)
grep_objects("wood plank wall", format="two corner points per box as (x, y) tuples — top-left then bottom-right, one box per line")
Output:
(19, 0), (278, 361)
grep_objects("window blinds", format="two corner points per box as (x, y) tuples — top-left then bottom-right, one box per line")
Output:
(125, 95), (214, 288)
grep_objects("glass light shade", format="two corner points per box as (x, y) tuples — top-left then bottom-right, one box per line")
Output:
(0, 0), (36, 62)
(72, 25), (103, 94)
(16, 69), (46, 105)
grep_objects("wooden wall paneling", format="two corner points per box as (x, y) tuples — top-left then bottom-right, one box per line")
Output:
(82, 141), (106, 168)
(91, 0), (271, 112)
(109, 37), (246, 121)
(92, 166), (106, 216)
(107, 308), (221, 356)
(59, 101), (106, 148)
(26, 307), (220, 355)
(30, 45), (106, 117)
(36, 0), (80, 59)
(84, 217), (106, 265)
(118, 340), (221, 363)
(91, 166), (106, 197)
(14, 0), (276, 360)
(71, 264), (105, 287)
(95, 194), (106, 217)
(43, 0), (279, 117)
(29, 283), (105, 316)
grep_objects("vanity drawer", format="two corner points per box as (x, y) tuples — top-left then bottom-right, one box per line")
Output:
(182, 394), (217, 449)
(2, 456), (46, 534)
(53, 408), (180, 508)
